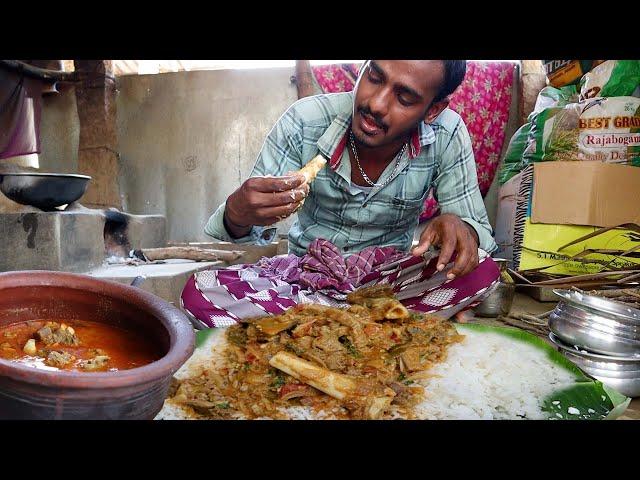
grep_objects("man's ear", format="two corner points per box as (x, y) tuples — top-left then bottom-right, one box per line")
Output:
(424, 98), (449, 124)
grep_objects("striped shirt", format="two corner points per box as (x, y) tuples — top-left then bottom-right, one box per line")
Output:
(205, 92), (497, 257)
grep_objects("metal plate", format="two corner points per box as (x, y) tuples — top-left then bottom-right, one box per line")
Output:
(553, 289), (640, 324)
(549, 332), (640, 362)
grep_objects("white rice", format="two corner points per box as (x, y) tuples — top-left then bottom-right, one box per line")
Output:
(411, 330), (576, 420)
(156, 327), (577, 420)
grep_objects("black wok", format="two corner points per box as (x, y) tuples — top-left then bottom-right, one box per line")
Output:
(0, 172), (91, 210)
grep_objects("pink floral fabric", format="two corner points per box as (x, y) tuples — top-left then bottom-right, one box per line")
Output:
(312, 63), (359, 93)
(311, 61), (516, 222)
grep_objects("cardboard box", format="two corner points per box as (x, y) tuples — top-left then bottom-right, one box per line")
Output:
(518, 220), (640, 275)
(494, 163), (640, 276)
(531, 162), (640, 227)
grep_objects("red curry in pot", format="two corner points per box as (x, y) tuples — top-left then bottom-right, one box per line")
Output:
(0, 319), (162, 372)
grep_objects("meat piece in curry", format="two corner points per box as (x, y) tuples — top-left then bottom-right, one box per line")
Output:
(45, 350), (76, 368)
(82, 355), (111, 371)
(36, 322), (79, 346)
(169, 286), (463, 420)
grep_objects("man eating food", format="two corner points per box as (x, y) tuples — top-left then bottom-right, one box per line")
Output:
(184, 60), (500, 326)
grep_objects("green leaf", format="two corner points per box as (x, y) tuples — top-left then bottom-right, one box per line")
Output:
(195, 328), (216, 348)
(542, 382), (613, 420)
(603, 385), (632, 420)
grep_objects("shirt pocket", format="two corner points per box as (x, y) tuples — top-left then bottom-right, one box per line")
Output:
(390, 196), (425, 209)
(391, 196), (425, 226)
(368, 193), (426, 227)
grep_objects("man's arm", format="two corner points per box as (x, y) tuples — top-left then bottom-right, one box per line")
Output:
(430, 120), (497, 254)
(204, 104), (308, 244)
(412, 119), (497, 279)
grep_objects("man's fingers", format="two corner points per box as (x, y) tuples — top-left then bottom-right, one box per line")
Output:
(449, 242), (472, 279)
(253, 202), (303, 225)
(252, 174), (306, 193)
(449, 230), (480, 279)
(466, 247), (479, 276)
(412, 228), (436, 256)
(253, 188), (307, 208)
(437, 233), (456, 273)
(457, 232), (480, 278)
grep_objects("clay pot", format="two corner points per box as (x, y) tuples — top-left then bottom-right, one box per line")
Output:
(0, 271), (195, 419)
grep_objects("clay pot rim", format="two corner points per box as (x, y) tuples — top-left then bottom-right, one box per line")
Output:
(0, 270), (195, 389)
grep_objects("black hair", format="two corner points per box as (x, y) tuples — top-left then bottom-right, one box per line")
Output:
(434, 60), (467, 102)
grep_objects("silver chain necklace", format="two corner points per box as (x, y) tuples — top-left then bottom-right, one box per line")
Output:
(349, 131), (408, 188)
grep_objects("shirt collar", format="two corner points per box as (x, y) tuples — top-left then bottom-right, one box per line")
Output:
(410, 121), (436, 157)
(317, 100), (437, 171)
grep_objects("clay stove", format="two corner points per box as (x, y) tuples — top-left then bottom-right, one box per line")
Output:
(0, 198), (167, 273)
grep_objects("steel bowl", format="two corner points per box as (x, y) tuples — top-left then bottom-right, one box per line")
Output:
(549, 289), (640, 357)
(548, 308), (640, 357)
(474, 282), (516, 317)
(553, 289), (640, 325)
(0, 271), (195, 419)
(549, 332), (640, 397)
(474, 259), (515, 318)
(0, 173), (91, 210)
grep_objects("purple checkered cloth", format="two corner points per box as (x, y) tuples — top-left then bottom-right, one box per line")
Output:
(258, 240), (404, 291)
(181, 239), (500, 328)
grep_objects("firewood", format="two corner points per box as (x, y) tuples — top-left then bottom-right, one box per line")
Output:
(137, 247), (244, 263)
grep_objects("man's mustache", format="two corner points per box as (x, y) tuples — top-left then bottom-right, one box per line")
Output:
(357, 106), (388, 131)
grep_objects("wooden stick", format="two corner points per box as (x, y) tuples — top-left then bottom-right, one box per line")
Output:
(498, 316), (547, 336)
(617, 272), (640, 284)
(508, 269), (533, 284)
(294, 60), (317, 99)
(533, 270), (640, 286)
(516, 313), (549, 325)
(587, 288), (640, 299)
(0, 59), (78, 82)
(139, 247), (244, 263)
(516, 280), (623, 290)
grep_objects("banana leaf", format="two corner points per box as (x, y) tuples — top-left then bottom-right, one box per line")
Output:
(195, 326), (217, 348)
(457, 324), (631, 420)
(192, 324), (631, 420)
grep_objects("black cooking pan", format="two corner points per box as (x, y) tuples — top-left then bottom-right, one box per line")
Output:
(0, 172), (91, 210)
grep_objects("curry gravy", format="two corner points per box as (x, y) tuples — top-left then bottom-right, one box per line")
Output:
(0, 319), (162, 372)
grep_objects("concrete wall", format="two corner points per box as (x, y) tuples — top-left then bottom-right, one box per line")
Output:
(115, 68), (298, 243)
(37, 85), (79, 174)
(33, 64), (522, 243)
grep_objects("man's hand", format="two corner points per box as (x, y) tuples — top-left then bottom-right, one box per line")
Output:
(412, 213), (479, 280)
(224, 174), (309, 238)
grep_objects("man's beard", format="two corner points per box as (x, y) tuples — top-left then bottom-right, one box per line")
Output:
(351, 128), (376, 148)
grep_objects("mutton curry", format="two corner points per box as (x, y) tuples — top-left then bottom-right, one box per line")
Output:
(168, 286), (463, 420)
(0, 320), (162, 372)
